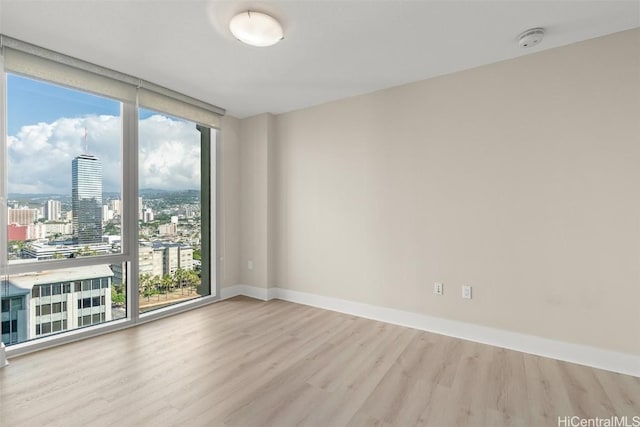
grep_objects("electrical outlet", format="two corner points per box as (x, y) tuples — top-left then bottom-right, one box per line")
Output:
(462, 285), (472, 299)
(248, 260), (254, 270)
(434, 282), (443, 296)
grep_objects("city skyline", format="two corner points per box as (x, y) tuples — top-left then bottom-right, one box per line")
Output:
(7, 74), (202, 194)
(3, 64), (207, 348)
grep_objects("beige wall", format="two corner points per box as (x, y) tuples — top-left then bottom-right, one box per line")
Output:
(271, 29), (640, 355)
(238, 113), (276, 289)
(218, 115), (241, 289)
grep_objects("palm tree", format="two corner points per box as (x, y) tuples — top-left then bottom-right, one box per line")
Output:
(151, 275), (161, 301)
(174, 268), (186, 295)
(139, 273), (151, 301)
(185, 270), (200, 295)
(162, 274), (173, 299)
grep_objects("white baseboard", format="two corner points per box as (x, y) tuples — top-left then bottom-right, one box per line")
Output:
(220, 284), (276, 301)
(221, 284), (640, 377)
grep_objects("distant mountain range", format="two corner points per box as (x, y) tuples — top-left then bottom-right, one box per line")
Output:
(8, 193), (69, 200)
(8, 189), (198, 199)
(139, 188), (170, 195)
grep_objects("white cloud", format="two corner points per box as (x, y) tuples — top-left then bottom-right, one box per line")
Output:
(139, 115), (201, 191)
(7, 114), (201, 194)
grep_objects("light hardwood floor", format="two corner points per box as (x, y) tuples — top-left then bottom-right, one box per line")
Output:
(1, 296), (638, 426)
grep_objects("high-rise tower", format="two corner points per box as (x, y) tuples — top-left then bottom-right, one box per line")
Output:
(44, 200), (61, 221)
(72, 154), (103, 244)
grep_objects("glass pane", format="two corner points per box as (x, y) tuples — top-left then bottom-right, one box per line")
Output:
(0, 263), (127, 345)
(6, 74), (123, 264)
(138, 108), (210, 313)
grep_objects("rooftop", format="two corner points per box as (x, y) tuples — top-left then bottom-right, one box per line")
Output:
(6, 264), (115, 290)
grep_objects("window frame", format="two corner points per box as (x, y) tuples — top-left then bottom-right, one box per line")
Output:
(0, 35), (222, 357)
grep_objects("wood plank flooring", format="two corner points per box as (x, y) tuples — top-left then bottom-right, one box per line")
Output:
(0, 296), (638, 426)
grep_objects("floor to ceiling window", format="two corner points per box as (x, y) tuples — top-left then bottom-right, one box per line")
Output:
(0, 36), (220, 351)
(137, 108), (211, 313)
(2, 74), (128, 345)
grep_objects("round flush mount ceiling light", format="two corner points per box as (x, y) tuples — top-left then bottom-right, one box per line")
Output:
(518, 28), (545, 48)
(229, 11), (284, 47)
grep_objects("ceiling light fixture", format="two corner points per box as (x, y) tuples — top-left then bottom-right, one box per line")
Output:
(229, 11), (284, 47)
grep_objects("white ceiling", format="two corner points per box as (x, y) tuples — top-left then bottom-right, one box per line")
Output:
(1, 1), (638, 118)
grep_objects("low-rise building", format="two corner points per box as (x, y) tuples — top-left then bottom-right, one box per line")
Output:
(152, 242), (193, 275)
(1, 265), (114, 345)
(43, 221), (73, 237)
(22, 241), (113, 261)
(158, 223), (177, 236)
(7, 224), (28, 241)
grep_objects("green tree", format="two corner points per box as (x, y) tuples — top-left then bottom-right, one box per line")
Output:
(104, 223), (119, 235)
(154, 213), (171, 222)
(77, 246), (97, 257)
(139, 273), (152, 301)
(112, 287), (125, 305)
(184, 270), (200, 295)
(174, 268), (186, 295)
(151, 275), (161, 301)
(13, 240), (27, 252)
(162, 274), (173, 297)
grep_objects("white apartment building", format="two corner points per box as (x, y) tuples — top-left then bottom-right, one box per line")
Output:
(27, 223), (47, 240)
(102, 205), (114, 223)
(139, 244), (155, 278)
(111, 243), (194, 289)
(44, 200), (62, 221)
(1, 265), (114, 344)
(23, 242), (113, 261)
(142, 208), (154, 223)
(154, 242), (193, 276)
(43, 222), (73, 237)
(178, 246), (194, 272)
(138, 242), (194, 279)
(109, 199), (121, 215)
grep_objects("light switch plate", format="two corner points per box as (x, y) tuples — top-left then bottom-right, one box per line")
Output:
(434, 282), (443, 295)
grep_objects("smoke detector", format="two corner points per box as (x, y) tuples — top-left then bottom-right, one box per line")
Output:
(518, 28), (545, 48)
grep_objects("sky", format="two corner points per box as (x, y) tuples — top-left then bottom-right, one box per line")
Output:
(7, 74), (202, 194)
